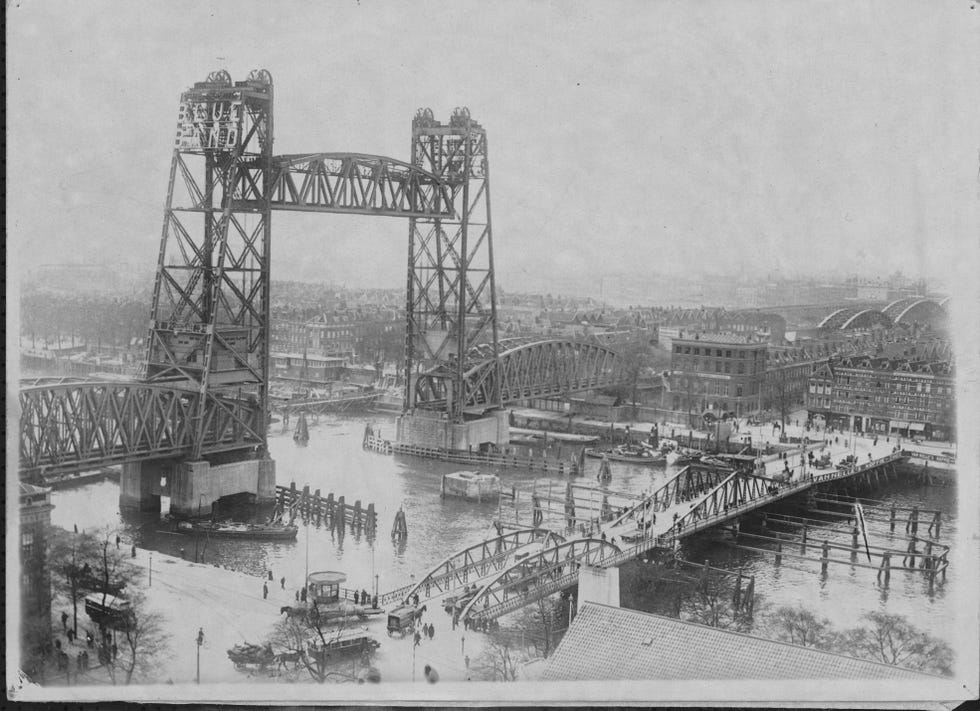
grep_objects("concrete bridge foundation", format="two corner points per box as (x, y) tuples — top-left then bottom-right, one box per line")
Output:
(397, 409), (510, 451)
(120, 460), (169, 512)
(120, 456), (277, 517)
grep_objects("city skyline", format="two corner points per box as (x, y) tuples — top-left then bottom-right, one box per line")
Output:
(7, 2), (979, 295)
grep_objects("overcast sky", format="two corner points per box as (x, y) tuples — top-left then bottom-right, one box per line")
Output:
(7, 1), (980, 294)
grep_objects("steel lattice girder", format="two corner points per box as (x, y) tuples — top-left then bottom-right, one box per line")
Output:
(458, 339), (625, 409)
(673, 472), (773, 531)
(460, 538), (622, 622)
(401, 528), (565, 603)
(608, 464), (733, 529)
(146, 70), (274, 459)
(19, 381), (264, 478)
(264, 153), (455, 218)
(404, 108), (500, 419)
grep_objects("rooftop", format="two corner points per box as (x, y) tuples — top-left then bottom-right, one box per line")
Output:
(540, 603), (936, 681)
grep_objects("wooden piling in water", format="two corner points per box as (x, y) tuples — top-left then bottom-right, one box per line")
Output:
(851, 527), (859, 562)
(800, 525), (808, 554)
(774, 542), (782, 566)
(821, 540), (830, 575)
(354, 500), (363, 530)
(745, 575), (755, 617)
(314, 489), (322, 526)
(878, 552), (891, 587)
(889, 506), (896, 532)
(337, 496), (346, 528)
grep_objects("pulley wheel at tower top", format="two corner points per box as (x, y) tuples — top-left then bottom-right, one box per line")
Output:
(247, 69), (273, 85)
(205, 69), (233, 86)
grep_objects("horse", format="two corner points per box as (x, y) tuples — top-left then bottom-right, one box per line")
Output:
(279, 605), (307, 619)
(275, 649), (305, 670)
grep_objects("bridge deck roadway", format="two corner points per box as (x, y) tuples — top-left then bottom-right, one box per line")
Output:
(462, 450), (908, 623)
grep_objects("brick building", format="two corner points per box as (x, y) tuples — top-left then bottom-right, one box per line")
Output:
(668, 332), (768, 420)
(807, 356), (955, 440)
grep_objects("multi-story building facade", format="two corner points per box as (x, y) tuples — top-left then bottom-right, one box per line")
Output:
(807, 356), (955, 440)
(667, 332), (768, 420)
(20, 482), (53, 678)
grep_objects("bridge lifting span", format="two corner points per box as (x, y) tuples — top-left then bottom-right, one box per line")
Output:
(19, 70), (625, 482)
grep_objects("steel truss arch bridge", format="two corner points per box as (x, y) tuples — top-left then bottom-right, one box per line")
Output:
(395, 527), (565, 604)
(458, 538), (622, 624)
(818, 307), (893, 330)
(18, 71), (629, 480)
(882, 297), (948, 326)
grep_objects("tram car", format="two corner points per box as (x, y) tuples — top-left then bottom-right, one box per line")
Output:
(386, 604), (423, 637)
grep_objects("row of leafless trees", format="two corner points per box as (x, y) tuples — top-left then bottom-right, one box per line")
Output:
(27, 526), (169, 685)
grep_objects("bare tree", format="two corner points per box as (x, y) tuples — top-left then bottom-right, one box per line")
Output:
(266, 604), (373, 683)
(104, 591), (170, 685)
(764, 605), (833, 648)
(836, 611), (954, 676)
(47, 527), (102, 636)
(475, 629), (521, 682)
(680, 577), (753, 633)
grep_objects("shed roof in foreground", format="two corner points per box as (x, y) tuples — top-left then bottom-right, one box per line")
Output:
(540, 603), (936, 682)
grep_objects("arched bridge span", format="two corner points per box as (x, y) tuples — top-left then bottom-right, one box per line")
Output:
(400, 527), (565, 603)
(458, 537), (622, 623)
(414, 338), (625, 412)
(882, 297), (947, 326)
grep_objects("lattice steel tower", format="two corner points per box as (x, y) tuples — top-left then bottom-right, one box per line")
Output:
(405, 107), (501, 421)
(145, 69), (273, 458)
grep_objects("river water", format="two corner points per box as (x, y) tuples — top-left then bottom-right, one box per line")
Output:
(48, 411), (961, 651)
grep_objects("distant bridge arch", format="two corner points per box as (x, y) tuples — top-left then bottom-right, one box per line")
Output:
(818, 307), (892, 330)
(883, 297), (947, 326)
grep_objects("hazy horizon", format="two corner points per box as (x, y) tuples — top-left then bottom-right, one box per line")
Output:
(8, 2), (979, 294)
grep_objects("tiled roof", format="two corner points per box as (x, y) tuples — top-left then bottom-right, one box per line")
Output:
(540, 603), (934, 681)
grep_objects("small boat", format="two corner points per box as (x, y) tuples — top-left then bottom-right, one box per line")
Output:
(176, 520), (299, 540)
(585, 444), (665, 465)
(665, 448), (703, 466)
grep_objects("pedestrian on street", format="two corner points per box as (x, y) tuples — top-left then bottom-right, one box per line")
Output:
(115, 534), (120, 549)
(465, 654), (470, 669)
(263, 582), (269, 599)
(428, 624), (434, 640)
(86, 631), (94, 648)
(295, 589), (300, 602)
(67, 628), (75, 645)
(300, 586), (307, 602)
(268, 570), (273, 581)
(61, 611), (68, 632)
(354, 590), (360, 604)
(131, 543), (136, 558)
(280, 576), (285, 590)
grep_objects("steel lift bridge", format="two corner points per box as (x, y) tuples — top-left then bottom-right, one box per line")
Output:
(19, 70), (624, 513)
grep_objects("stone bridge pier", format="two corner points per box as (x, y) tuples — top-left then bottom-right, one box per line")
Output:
(120, 456), (277, 517)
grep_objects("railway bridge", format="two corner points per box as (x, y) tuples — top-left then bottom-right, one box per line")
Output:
(17, 70), (628, 513)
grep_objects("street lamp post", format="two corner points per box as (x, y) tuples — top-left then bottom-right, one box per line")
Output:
(196, 627), (204, 684)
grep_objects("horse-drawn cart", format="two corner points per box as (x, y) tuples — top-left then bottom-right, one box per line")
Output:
(227, 642), (276, 672)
